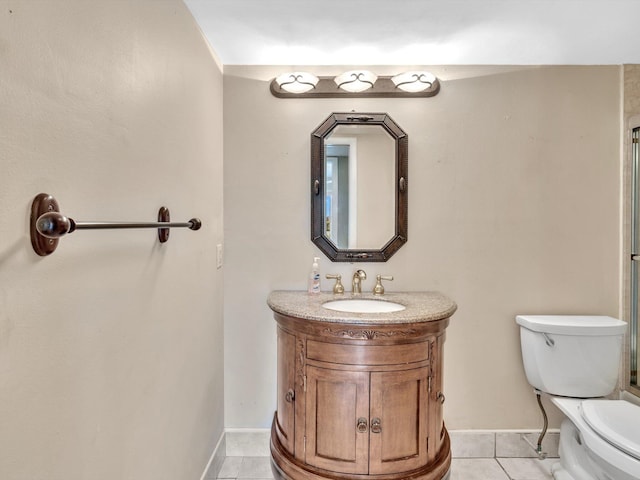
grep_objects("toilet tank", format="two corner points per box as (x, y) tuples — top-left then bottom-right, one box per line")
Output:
(516, 315), (627, 398)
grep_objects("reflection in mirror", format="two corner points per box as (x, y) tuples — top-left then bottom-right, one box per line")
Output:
(324, 126), (395, 249)
(311, 113), (408, 262)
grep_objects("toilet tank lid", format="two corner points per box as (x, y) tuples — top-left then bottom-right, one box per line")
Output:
(515, 315), (627, 335)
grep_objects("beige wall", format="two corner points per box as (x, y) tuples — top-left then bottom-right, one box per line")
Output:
(0, 1), (224, 479)
(224, 65), (621, 429)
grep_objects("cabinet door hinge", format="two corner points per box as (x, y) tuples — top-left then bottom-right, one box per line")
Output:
(303, 436), (306, 452)
(303, 374), (307, 392)
(428, 375), (432, 393)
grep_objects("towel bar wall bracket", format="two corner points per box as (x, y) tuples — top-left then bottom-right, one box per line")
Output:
(30, 193), (202, 256)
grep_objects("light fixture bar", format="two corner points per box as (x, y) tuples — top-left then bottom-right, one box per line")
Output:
(270, 75), (440, 98)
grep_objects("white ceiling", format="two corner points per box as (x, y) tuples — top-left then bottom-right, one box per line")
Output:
(184, 0), (640, 66)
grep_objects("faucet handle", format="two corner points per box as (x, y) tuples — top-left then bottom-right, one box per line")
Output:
(373, 275), (393, 295)
(326, 274), (345, 294)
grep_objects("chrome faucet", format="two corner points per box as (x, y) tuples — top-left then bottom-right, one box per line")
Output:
(352, 269), (367, 294)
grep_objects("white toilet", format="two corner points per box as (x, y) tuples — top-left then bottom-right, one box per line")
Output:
(516, 315), (640, 480)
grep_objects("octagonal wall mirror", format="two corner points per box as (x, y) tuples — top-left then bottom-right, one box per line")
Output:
(311, 112), (408, 262)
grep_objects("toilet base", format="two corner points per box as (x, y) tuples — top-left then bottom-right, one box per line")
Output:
(549, 465), (573, 480)
(551, 419), (598, 480)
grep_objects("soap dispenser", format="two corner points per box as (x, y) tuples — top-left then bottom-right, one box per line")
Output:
(308, 257), (321, 294)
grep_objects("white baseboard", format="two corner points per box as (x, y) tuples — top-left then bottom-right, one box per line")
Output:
(450, 429), (560, 458)
(215, 428), (559, 459)
(200, 431), (227, 480)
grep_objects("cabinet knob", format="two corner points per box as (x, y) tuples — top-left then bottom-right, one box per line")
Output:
(370, 417), (382, 434)
(285, 389), (295, 403)
(436, 392), (445, 404)
(356, 417), (368, 433)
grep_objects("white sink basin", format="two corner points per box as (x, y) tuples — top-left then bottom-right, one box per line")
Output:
(322, 299), (406, 313)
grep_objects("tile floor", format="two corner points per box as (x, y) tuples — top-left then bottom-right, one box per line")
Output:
(217, 456), (556, 480)
(213, 430), (559, 480)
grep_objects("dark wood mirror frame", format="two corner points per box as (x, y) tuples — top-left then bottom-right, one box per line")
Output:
(311, 112), (408, 262)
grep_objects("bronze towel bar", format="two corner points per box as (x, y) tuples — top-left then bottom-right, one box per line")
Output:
(30, 193), (201, 256)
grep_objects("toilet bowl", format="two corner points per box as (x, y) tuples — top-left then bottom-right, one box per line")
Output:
(516, 315), (640, 480)
(551, 397), (640, 480)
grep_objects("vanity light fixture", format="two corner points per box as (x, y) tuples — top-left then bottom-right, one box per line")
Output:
(334, 70), (377, 93)
(270, 70), (440, 98)
(391, 71), (437, 93)
(274, 71), (319, 94)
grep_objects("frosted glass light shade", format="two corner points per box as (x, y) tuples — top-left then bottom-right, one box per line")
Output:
(334, 70), (377, 93)
(275, 72), (319, 93)
(391, 71), (436, 93)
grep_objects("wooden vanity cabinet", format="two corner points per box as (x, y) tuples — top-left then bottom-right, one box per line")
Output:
(271, 312), (451, 480)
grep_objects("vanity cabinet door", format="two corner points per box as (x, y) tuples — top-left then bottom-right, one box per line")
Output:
(305, 366), (370, 474)
(275, 328), (296, 454)
(369, 367), (430, 474)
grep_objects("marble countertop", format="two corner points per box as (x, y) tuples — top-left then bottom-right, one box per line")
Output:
(267, 290), (457, 324)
